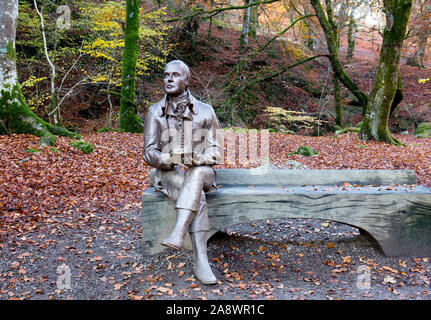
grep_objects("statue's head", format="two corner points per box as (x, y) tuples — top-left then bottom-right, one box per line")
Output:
(163, 60), (190, 96)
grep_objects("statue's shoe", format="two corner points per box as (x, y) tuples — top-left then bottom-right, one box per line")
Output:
(161, 235), (184, 251)
(194, 262), (217, 285)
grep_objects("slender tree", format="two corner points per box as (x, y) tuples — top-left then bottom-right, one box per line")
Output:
(249, 1), (259, 38)
(0, 0), (81, 146)
(119, 0), (143, 133)
(325, 0), (342, 126)
(407, 32), (428, 68)
(346, 14), (357, 62)
(240, 0), (251, 56)
(310, 0), (369, 116)
(406, 0), (431, 68)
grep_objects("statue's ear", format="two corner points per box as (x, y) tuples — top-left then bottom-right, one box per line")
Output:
(183, 76), (189, 87)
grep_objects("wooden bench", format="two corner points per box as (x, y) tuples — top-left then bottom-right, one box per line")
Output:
(142, 168), (431, 257)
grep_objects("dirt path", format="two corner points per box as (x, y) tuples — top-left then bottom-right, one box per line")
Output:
(1, 206), (429, 300)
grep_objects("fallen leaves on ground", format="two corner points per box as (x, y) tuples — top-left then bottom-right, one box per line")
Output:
(1, 131), (431, 300)
(2, 131), (428, 238)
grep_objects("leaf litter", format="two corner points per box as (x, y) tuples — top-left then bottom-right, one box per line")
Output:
(0, 132), (430, 300)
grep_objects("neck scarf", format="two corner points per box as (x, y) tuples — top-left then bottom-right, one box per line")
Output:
(168, 91), (190, 119)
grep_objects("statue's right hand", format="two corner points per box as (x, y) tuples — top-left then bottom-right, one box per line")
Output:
(160, 152), (173, 165)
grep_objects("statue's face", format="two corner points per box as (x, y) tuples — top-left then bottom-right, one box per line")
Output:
(163, 63), (188, 96)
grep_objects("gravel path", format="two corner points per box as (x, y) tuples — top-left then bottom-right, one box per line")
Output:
(0, 207), (430, 300)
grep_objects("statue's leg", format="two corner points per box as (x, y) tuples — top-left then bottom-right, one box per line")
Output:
(189, 195), (217, 285)
(176, 166), (215, 211)
(161, 166), (214, 250)
(161, 208), (195, 250)
(184, 167), (216, 284)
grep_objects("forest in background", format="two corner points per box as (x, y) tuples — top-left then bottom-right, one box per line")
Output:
(3, 0), (430, 142)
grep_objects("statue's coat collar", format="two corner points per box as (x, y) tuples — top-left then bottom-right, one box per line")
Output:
(158, 89), (198, 120)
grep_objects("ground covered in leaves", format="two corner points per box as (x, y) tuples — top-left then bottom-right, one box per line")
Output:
(0, 132), (430, 300)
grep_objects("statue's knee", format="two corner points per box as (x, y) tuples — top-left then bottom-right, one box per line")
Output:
(189, 166), (213, 180)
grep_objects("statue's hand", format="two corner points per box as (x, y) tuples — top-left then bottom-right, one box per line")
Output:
(160, 152), (176, 168)
(191, 153), (205, 167)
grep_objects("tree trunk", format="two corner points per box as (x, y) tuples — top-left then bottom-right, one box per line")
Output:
(310, 0), (369, 116)
(346, 15), (357, 62)
(119, 0), (143, 133)
(359, 0), (412, 144)
(325, 1), (342, 127)
(333, 73), (342, 126)
(239, 0), (251, 56)
(0, 0), (80, 146)
(406, 32), (428, 68)
(33, 0), (61, 126)
(181, 16), (200, 51)
(249, 1), (259, 38)
(304, 18), (314, 50)
(390, 72), (404, 117)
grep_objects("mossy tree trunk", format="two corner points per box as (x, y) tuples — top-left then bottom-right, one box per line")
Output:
(249, 1), (259, 39)
(390, 72), (404, 117)
(359, 0), (412, 145)
(325, 0), (342, 126)
(119, 0), (143, 133)
(0, 0), (80, 146)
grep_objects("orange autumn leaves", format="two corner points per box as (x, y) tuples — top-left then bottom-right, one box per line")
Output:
(1, 131), (431, 238)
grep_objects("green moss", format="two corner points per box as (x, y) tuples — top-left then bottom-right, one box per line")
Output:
(1, 84), (56, 145)
(26, 148), (40, 153)
(6, 41), (16, 61)
(415, 122), (431, 138)
(40, 134), (57, 147)
(288, 145), (318, 156)
(97, 126), (110, 133)
(70, 140), (93, 154)
(334, 126), (361, 137)
(1, 83), (83, 146)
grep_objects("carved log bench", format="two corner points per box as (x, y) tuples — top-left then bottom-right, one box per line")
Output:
(142, 168), (431, 257)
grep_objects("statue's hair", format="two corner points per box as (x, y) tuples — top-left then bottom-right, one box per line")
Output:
(165, 60), (190, 81)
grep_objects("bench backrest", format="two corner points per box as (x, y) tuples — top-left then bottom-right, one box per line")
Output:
(149, 168), (417, 187)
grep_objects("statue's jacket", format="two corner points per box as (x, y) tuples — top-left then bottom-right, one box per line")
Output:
(143, 91), (222, 196)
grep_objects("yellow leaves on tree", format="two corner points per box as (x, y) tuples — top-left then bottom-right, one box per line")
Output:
(79, 1), (174, 87)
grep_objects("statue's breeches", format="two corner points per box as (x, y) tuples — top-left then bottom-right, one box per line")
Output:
(155, 166), (215, 232)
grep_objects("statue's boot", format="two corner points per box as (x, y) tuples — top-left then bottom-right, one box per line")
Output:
(190, 231), (217, 285)
(161, 208), (195, 250)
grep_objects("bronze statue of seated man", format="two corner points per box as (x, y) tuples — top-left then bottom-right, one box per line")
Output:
(143, 60), (222, 284)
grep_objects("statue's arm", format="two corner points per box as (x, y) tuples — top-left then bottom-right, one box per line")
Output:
(197, 107), (223, 165)
(143, 108), (173, 170)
